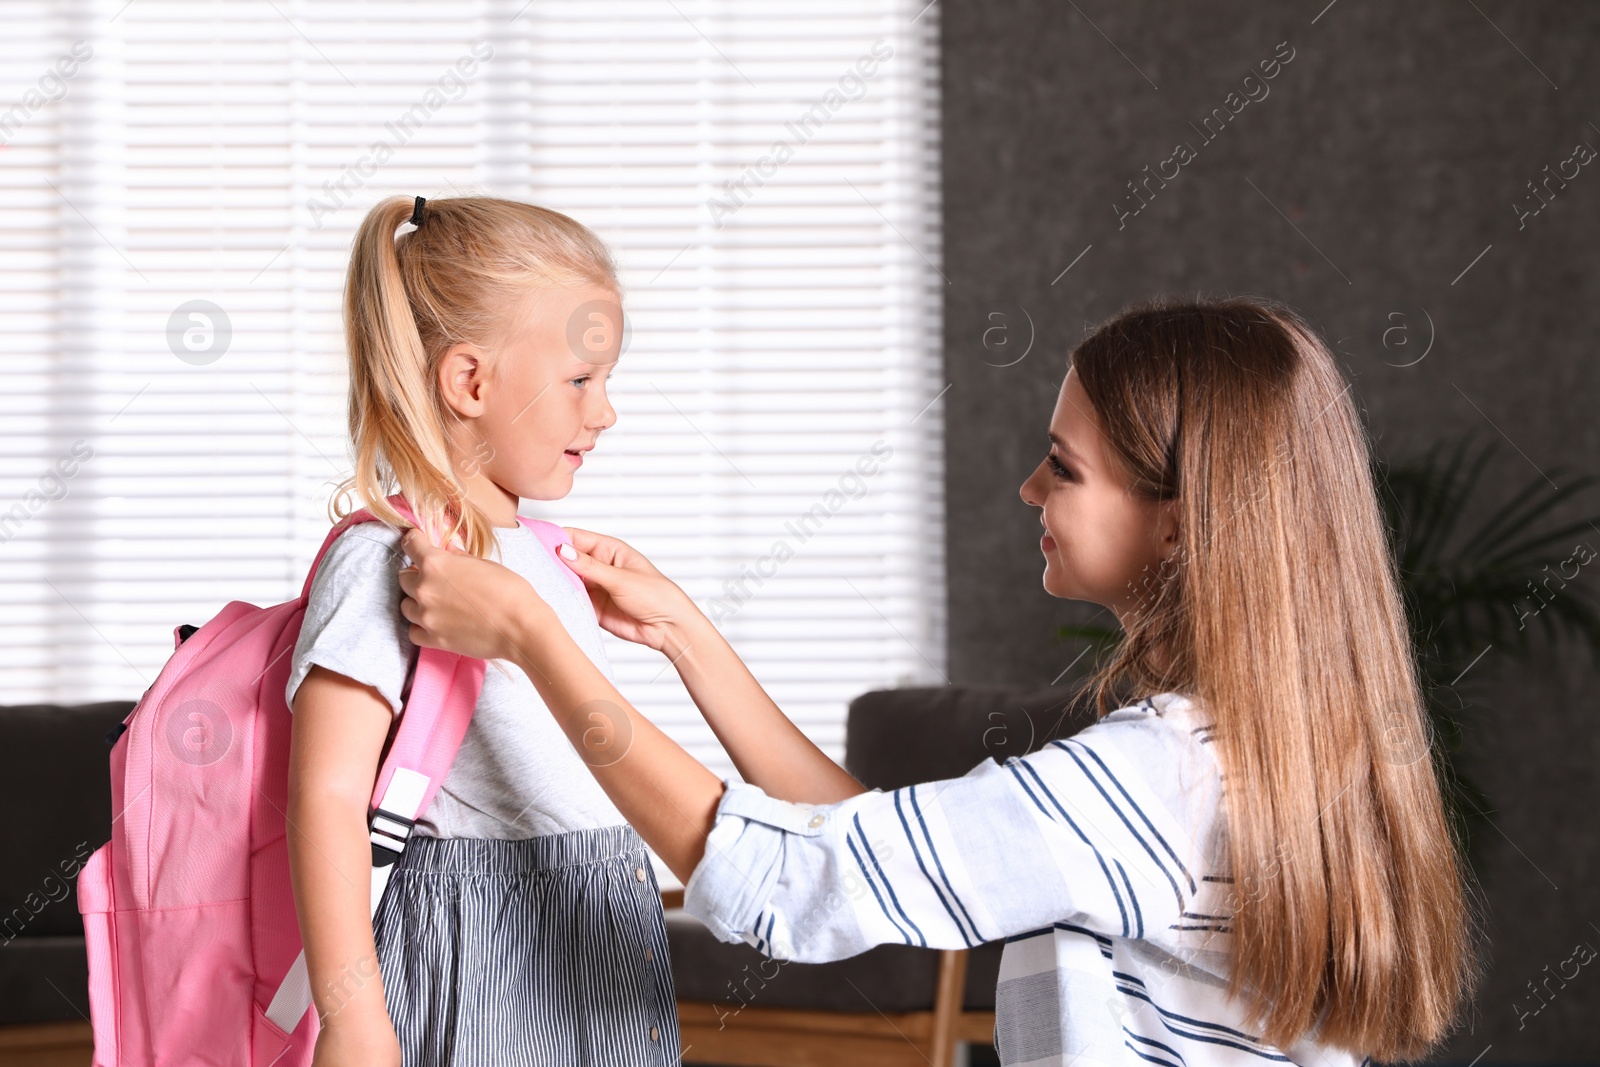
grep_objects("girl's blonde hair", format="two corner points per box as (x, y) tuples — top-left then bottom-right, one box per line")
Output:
(332, 195), (618, 557)
(1071, 295), (1480, 1060)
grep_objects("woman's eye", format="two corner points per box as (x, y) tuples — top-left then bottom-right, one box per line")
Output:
(570, 375), (591, 388)
(1047, 453), (1074, 480)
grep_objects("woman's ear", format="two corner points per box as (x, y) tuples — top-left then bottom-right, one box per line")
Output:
(1157, 498), (1181, 552)
(437, 343), (491, 419)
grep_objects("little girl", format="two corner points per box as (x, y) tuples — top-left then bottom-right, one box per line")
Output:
(284, 195), (678, 1066)
(395, 295), (1482, 1066)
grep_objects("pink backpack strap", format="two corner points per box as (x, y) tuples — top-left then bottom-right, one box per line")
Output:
(366, 647), (483, 853)
(301, 507), (377, 601)
(370, 511), (582, 840)
(293, 494), (482, 849)
(518, 515), (588, 597)
(305, 505), (586, 600)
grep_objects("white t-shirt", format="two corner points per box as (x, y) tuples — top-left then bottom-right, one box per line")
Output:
(285, 519), (628, 839)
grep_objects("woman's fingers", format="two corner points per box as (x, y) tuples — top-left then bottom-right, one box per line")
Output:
(559, 531), (624, 581)
(399, 526), (446, 573)
(398, 528), (440, 646)
(395, 526), (546, 661)
(398, 527), (435, 585)
(399, 523), (682, 659)
(557, 541), (628, 593)
(565, 526), (663, 578)
(564, 526), (624, 563)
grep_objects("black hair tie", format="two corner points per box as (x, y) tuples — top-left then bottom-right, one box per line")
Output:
(409, 196), (426, 227)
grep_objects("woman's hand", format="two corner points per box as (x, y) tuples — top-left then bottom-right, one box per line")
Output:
(398, 528), (556, 662)
(560, 527), (700, 654)
(564, 528), (866, 804)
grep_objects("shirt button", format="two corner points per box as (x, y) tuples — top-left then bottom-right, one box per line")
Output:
(649, 1026), (660, 1042)
(808, 814), (825, 828)
(635, 866), (647, 882)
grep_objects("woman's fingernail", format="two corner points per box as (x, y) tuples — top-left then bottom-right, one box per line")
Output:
(558, 543), (577, 561)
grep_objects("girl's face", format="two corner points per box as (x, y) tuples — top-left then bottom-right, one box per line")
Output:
(1019, 368), (1178, 626)
(438, 284), (623, 517)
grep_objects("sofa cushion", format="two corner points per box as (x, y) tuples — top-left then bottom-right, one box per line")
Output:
(666, 909), (1003, 1013)
(0, 702), (132, 941)
(844, 683), (1096, 791)
(0, 935), (92, 1025)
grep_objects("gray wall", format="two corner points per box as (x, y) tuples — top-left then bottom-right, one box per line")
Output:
(940, 1), (1599, 1062)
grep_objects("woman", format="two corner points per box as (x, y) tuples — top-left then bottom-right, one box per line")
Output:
(394, 296), (1478, 1066)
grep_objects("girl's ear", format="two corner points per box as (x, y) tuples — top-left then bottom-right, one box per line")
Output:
(437, 343), (490, 419)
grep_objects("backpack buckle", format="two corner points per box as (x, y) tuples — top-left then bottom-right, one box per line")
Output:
(369, 808), (415, 867)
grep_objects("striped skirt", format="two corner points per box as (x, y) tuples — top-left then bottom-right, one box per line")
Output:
(372, 824), (682, 1066)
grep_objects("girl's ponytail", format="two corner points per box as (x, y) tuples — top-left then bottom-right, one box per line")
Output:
(330, 194), (619, 558)
(338, 195), (469, 551)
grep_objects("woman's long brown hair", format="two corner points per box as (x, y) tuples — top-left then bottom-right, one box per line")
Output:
(1071, 295), (1481, 1060)
(334, 195), (618, 557)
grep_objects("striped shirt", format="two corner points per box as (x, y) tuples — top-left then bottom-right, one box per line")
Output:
(683, 691), (1369, 1067)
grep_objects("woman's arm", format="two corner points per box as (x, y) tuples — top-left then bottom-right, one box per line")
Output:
(645, 606), (868, 805)
(418, 524), (863, 804)
(287, 667), (402, 1066)
(519, 624), (724, 884)
(398, 554), (722, 880)
(561, 527), (865, 803)
(684, 726), (1216, 963)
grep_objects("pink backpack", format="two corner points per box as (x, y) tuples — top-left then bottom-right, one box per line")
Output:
(76, 495), (585, 1066)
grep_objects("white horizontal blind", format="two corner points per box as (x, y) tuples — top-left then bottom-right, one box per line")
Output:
(0, 0), (945, 784)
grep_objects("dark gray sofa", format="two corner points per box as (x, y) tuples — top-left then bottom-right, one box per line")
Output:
(0, 701), (132, 1026)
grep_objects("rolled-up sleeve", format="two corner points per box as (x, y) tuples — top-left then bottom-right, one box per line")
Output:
(683, 709), (1222, 963)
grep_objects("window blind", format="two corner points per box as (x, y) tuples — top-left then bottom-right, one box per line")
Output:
(0, 0), (946, 786)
